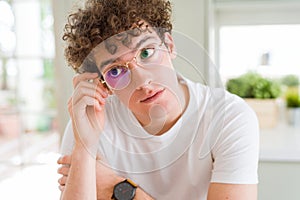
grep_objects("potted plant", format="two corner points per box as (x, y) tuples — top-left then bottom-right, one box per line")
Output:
(280, 75), (300, 126)
(285, 88), (300, 126)
(281, 74), (299, 88)
(226, 72), (281, 129)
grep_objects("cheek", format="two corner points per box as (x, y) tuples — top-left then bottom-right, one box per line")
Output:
(159, 89), (178, 109)
(114, 89), (138, 109)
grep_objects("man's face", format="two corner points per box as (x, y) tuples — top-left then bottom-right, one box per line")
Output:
(93, 28), (181, 125)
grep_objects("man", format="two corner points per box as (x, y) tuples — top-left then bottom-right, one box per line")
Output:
(57, 0), (259, 199)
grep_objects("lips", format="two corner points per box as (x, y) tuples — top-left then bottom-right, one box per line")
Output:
(140, 89), (165, 103)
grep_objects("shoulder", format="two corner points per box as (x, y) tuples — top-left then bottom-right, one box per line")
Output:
(223, 91), (259, 129)
(211, 89), (259, 144)
(180, 74), (258, 129)
(185, 77), (256, 120)
(209, 92), (259, 184)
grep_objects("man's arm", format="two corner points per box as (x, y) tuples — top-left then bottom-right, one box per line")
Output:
(94, 158), (155, 199)
(59, 143), (97, 200)
(58, 154), (155, 200)
(207, 183), (257, 200)
(134, 187), (155, 200)
(207, 95), (259, 200)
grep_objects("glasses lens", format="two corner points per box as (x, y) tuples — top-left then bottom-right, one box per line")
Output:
(104, 65), (131, 90)
(136, 44), (163, 66)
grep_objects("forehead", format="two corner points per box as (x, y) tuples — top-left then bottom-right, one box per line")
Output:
(92, 30), (161, 69)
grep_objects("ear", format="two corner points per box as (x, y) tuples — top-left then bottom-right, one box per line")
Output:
(163, 32), (177, 59)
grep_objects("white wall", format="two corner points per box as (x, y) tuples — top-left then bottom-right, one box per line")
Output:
(171, 0), (217, 86)
(52, 0), (75, 139)
(171, 0), (206, 45)
(258, 162), (300, 200)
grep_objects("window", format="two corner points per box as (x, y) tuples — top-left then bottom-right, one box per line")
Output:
(0, 0), (58, 177)
(0, 0), (56, 134)
(219, 24), (300, 81)
(0, 1), (60, 199)
(215, 0), (300, 82)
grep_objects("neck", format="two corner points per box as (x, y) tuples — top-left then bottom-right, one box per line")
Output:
(141, 81), (189, 136)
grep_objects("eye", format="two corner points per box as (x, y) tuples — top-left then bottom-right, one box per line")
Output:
(106, 66), (125, 78)
(139, 48), (155, 60)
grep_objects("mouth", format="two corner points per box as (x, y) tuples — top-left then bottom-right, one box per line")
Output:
(140, 89), (165, 103)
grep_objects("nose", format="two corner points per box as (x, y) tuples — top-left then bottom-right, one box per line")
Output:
(129, 62), (154, 90)
(136, 79), (152, 91)
(125, 56), (137, 69)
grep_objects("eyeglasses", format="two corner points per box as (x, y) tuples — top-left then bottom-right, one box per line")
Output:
(100, 42), (165, 90)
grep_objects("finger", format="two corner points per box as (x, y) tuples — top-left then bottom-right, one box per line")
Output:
(67, 97), (73, 116)
(69, 96), (102, 118)
(73, 74), (109, 98)
(58, 176), (68, 186)
(96, 78), (111, 94)
(95, 79), (110, 97)
(72, 81), (104, 99)
(59, 185), (65, 192)
(73, 72), (99, 88)
(72, 85), (107, 106)
(57, 155), (72, 165)
(86, 106), (104, 128)
(75, 80), (108, 98)
(68, 83), (107, 118)
(72, 96), (102, 114)
(72, 91), (102, 109)
(73, 81), (108, 104)
(57, 166), (70, 176)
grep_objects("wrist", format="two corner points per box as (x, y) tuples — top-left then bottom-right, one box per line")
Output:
(111, 178), (138, 200)
(95, 163), (124, 200)
(96, 176), (124, 200)
(110, 178), (155, 200)
(74, 141), (98, 159)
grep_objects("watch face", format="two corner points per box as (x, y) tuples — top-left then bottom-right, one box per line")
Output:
(114, 181), (136, 200)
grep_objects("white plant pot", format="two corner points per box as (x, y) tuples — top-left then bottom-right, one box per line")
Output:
(287, 108), (300, 127)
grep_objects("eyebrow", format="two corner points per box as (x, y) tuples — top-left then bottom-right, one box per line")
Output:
(99, 36), (156, 70)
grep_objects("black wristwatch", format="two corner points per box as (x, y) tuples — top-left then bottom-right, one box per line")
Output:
(112, 179), (138, 200)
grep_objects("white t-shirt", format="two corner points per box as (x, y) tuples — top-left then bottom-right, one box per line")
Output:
(60, 76), (259, 200)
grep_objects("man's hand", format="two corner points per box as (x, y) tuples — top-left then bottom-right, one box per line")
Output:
(69, 72), (109, 156)
(57, 155), (71, 192)
(57, 154), (123, 199)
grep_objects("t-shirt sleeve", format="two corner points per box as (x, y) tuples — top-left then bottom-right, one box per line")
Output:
(210, 94), (259, 184)
(59, 120), (75, 156)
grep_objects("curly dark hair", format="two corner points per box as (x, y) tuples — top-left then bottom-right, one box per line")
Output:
(63, 0), (173, 72)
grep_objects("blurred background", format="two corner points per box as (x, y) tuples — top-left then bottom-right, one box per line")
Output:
(0, 0), (299, 199)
